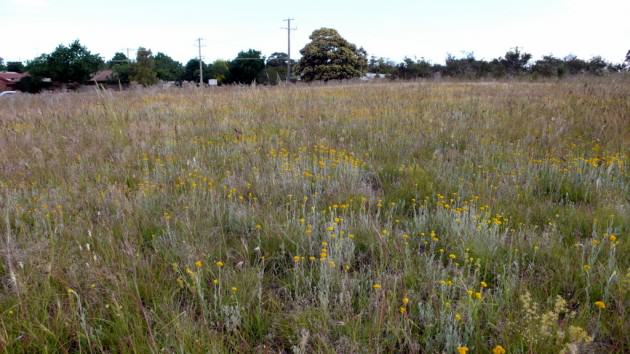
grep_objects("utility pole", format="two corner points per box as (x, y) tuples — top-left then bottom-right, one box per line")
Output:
(282, 18), (296, 83)
(123, 48), (136, 61)
(196, 38), (205, 86)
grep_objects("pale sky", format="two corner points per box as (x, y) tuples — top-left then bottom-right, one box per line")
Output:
(1, 0), (629, 65)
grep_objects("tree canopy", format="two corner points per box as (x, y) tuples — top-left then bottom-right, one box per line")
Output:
(532, 55), (567, 77)
(131, 47), (158, 86)
(4, 36), (627, 91)
(182, 59), (210, 83)
(154, 52), (184, 81)
(227, 49), (265, 84)
(501, 47), (532, 76)
(7, 61), (25, 73)
(295, 28), (368, 82)
(26, 40), (104, 83)
(209, 60), (230, 84)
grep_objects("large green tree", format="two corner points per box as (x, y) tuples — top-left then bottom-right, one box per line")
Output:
(500, 47), (532, 76)
(586, 56), (608, 75)
(130, 47), (157, 86)
(395, 57), (433, 79)
(0, 58), (5, 71)
(108, 52), (131, 83)
(564, 55), (587, 75)
(295, 28), (368, 82)
(369, 56), (397, 75)
(182, 59), (212, 83)
(209, 59), (230, 84)
(25, 40), (104, 83)
(532, 55), (566, 77)
(182, 59), (230, 84)
(227, 49), (265, 84)
(154, 52), (183, 81)
(7, 61), (25, 73)
(264, 52), (295, 84)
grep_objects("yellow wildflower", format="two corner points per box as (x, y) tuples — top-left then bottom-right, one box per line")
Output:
(480, 281), (488, 288)
(594, 300), (606, 310)
(402, 297), (409, 305)
(399, 306), (407, 314)
(609, 234), (617, 242)
(492, 345), (506, 354)
(372, 283), (382, 290)
(231, 287), (238, 294)
(457, 346), (469, 354)
(195, 260), (203, 268)
(215, 261), (225, 268)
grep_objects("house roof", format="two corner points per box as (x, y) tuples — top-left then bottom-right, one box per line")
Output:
(0, 72), (26, 82)
(90, 69), (114, 82)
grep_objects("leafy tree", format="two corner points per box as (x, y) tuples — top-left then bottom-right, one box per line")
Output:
(607, 63), (624, 73)
(586, 56), (607, 75)
(14, 76), (50, 93)
(625, 50), (630, 70)
(488, 58), (507, 78)
(564, 55), (587, 75)
(25, 55), (48, 78)
(108, 53), (131, 83)
(295, 28), (368, 82)
(227, 49), (265, 84)
(444, 53), (492, 79)
(25, 40), (104, 83)
(130, 47), (157, 86)
(264, 53), (295, 84)
(0, 58), (5, 71)
(500, 47), (532, 75)
(154, 52), (183, 81)
(369, 56), (397, 75)
(107, 52), (129, 68)
(532, 55), (566, 77)
(7, 61), (25, 73)
(209, 60), (230, 84)
(266, 52), (295, 68)
(182, 59), (211, 83)
(395, 57), (432, 79)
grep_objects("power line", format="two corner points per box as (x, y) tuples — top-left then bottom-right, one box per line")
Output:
(282, 18), (296, 83)
(124, 48), (134, 60)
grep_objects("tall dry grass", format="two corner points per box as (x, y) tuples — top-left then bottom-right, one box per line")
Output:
(0, 79), (628, 353)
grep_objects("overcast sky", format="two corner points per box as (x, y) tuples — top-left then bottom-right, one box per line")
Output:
(1, 0), (629, 65)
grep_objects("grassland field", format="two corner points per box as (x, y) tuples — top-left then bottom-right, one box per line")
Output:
(0, 79), (629, 353)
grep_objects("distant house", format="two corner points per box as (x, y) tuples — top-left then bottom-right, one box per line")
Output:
(88, 69), (115, 84)
(361, 72), (387, 81)
(0, 72), (26, 91)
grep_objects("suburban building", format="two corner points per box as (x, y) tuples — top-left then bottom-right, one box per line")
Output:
(0, 72), (26, 91)
(88, 69), (115, 84)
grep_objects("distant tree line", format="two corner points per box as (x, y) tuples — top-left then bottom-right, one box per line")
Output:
(2, 32), (630, 92)
(377, 48), (629, 80)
